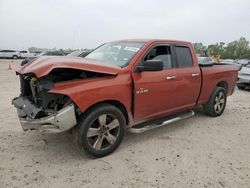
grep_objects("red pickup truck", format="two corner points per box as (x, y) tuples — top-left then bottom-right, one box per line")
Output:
(12, 39), (238, 157)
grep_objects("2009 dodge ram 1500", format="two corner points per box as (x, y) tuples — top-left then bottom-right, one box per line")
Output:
(12, 39), (238, 157)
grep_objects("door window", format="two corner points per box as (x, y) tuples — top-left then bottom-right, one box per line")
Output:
(144, 45), (173, 69)
(175, 46), (193, 67)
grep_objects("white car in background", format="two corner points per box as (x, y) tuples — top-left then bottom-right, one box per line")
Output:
(237, 61), (250, 90)
(220, 59), (234, 64)
(0, 50), (20, 59)
(19, 50), (29, 58)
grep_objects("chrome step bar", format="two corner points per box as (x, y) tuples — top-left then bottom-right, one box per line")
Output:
(128, 110), (195, 134)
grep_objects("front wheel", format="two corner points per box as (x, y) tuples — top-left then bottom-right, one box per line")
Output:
(203, 87), (227, 117)
(73, 104), (126, 158)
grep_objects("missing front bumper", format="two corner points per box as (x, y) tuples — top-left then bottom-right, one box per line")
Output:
(13, 98), (77, 134)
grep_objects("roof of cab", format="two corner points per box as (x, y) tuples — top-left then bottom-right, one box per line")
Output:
(114, 39), (192, 45)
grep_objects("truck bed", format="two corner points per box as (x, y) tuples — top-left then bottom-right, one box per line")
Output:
(198, 64), (238, 105)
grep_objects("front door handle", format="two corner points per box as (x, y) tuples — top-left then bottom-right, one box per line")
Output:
(191, 73), (200, 77)
(166, 76), (176, 80)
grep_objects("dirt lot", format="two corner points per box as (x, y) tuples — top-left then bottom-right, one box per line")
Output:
(0, 59), (250, 188)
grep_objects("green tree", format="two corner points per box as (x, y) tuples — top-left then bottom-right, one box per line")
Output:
(236, 37), (249, 58)
(223, 40), (238, 59)
(195, 37), (250, 60)
(207, 42), (225, 58)
(223, 37), (249, 59)
(193, 43), (207, 55)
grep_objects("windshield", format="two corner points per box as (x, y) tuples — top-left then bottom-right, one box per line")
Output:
(85, 42), (144, 67)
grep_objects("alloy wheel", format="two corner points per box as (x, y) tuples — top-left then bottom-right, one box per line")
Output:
(86, 114), (120, 151)
(214, 91), (225, 113)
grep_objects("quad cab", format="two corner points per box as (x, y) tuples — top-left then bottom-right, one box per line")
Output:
(12, 39), (238, 157)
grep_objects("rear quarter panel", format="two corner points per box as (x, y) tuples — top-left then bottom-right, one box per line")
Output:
(198, 64), (238, 105)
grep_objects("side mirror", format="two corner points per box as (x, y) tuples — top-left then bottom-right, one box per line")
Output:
(135, 60), (164, 72)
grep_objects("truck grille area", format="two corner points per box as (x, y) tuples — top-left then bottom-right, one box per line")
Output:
(17, 74), (70, 119)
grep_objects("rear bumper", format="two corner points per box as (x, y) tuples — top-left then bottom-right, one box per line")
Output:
(13, 98), (77, 134)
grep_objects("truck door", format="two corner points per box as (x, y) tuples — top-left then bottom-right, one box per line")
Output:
(173, 45), (201, 110)
(132, 44), (177, 122)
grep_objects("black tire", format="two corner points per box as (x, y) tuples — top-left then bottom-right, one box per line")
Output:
(237, 85), (245, 90)
(203, 87), (227, 117)
(73, 103), (126, 158)
(12, 55), (18, 59)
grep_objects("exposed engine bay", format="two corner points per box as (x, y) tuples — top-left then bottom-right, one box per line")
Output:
(13, 68), (111, 119)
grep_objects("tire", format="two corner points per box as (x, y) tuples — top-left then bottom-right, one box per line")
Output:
(203, 87), (227, 117)
(73, 103), (126, 158)
(12, 55), (18, 59)
(237, 85), (245, 90)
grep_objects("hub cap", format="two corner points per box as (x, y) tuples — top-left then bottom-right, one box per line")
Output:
(214, 91), (225, 113)
(87, 114), (120, 151)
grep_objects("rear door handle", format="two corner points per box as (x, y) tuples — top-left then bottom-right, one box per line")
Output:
(191, 73), (200, 77)
(166, 76), (176, 80)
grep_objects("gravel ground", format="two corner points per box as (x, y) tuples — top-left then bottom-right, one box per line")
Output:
(0, 59), (250, 188)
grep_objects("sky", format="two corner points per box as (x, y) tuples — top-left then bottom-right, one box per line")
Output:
(0, 0), (250, 50)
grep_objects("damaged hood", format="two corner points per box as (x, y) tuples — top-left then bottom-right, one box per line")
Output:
(17, 56), (122, 77)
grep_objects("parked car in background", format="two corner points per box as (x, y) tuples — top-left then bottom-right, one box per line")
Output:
(42, 51), (66, 56)
(237, 63), (250, 90)
(220, 59), (242, 70)
(21, 51), (66, 66)
(19, 50), (29, 59)
(220, 59), (234, 64)
(234, 59), (250, 66)
(31, 51), (43, 56)
(0, 50), (20, 59)
(67, 50), (92, 58)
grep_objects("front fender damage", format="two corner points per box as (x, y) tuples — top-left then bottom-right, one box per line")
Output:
(12, 66), (116, 133)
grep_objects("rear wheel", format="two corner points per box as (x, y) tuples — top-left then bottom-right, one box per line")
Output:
(12, 55), (18, 59)
(203, 87), (227, 117)
(73, 104), (126, 158)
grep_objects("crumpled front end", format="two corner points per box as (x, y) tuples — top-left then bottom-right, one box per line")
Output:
(12, 97), (77, 134)
(12, 70), (80, 133)
(12, 62), (118, 133)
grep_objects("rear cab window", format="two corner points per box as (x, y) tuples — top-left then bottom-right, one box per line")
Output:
(175, 46), (193, 68)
